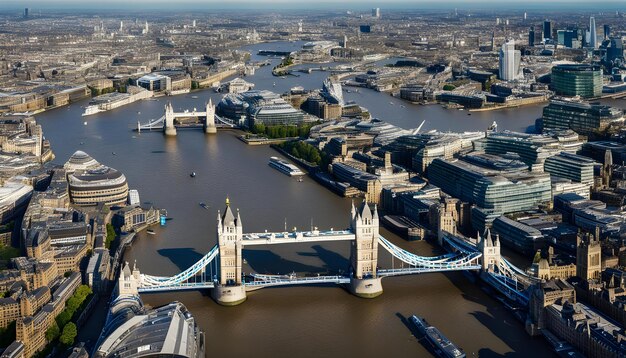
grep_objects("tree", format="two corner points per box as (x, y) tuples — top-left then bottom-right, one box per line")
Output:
(443, 84), (456, 91)
(59, 323), (77, 346)
(532, 250), (542, 264)
(0, 321), (16, 347)
(56, 310), (72, 328)
(45, 322), (60, 342)
(105, 223), (116, 249)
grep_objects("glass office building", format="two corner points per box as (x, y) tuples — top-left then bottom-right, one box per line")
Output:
(492, 215), (544, 255)
(472, 130), (585, 169)
(544, 152), (596, 185)
(542, 100), (624, 136)
(428, 155), (552, 230)
(551, 64), (602, 98)
(217, 90), (305, 127)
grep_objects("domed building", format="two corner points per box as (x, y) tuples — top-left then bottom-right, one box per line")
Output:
(64, 150), (101, 173)
(65, 151), (128, 207)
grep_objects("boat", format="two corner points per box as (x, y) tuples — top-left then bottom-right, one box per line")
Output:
(199, 202), (210, 210)
(83, 122), (87, 125)
(146, 229), (156, 235)
(409, 315), (465, 358)
(190, 172), (196, 177)
(82, 90), (152, 116)
(191, 96), (198, 99)
(268, 157), (305, 177)
(83, 105), (102, 116)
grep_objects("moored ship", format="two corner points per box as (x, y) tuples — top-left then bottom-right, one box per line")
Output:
(268, 156), (305, 176)
(410, 315), (465, 358)
(82, 86), (153, 116)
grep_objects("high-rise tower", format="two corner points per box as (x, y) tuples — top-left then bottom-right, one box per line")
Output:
(589, 16), (597, 49)
(543, 20), (552, 41)
(499, 40), (521, 81)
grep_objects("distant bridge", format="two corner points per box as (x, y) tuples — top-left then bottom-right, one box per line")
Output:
(135, 98), (236, 135)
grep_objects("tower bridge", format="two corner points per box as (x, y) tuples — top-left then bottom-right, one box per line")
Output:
(124, 200), (535, 306)
(135, 98), (236, 134)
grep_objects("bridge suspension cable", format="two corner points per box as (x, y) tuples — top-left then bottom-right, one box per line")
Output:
(140, 244), (219, 287)
(377, 236), (482, 270)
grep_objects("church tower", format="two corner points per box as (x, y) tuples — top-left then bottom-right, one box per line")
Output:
(576, 230), (601, 281)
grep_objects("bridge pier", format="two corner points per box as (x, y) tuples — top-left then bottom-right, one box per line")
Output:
(211, 285), (247, 306)
(348, 277), (383, 298)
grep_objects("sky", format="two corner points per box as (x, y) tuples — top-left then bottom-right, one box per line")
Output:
(1, 0), (625, 11)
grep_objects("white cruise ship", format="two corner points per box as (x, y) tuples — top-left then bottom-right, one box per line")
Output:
(269, 157), (305, 176)
(82, 87), (153, 116)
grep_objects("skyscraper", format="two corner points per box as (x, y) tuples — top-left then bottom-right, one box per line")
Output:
(499, 40), (521, 81)
(604, 24), (611, 40)
(543, 20), (552, 41)
(528, 27), (535, 46)
(606, 37), (624, 65)
(589, 16), (597, 49)
(372, 8), (380, 18)
(23, 8), (28, 18)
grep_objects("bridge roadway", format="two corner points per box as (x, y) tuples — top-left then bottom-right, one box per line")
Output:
(242, 230), (354, 246)
(246, 273), (350, 291)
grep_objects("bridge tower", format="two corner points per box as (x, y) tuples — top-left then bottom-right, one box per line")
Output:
(163, 102), (177, 136)
(479, 229), (501, 272)
(348, 201), (383, 298)
(211, 198), (247, 305)
(118, 261), (140, 297)
(204, 98), (217, 134)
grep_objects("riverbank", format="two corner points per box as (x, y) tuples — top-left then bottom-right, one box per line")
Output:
(238, 135), (293, 145)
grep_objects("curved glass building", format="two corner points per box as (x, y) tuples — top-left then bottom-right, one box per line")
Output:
(551, 64), (602, 98)
(65, 151), (129, 206)
(94, 264), (204, 358)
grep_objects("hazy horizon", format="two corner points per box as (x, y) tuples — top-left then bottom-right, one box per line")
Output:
(2, 0), (626, 11)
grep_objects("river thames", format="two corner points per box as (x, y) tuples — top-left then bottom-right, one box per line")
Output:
(31, 41), (577, 357)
